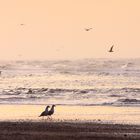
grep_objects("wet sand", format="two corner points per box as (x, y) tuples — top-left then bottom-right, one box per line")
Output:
(0, 121), (139, 140)
(0, 104), (140, 124)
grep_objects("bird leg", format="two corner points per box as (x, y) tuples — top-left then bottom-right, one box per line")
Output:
(50, 116), (53, 120)
(42, 116), (44, 120)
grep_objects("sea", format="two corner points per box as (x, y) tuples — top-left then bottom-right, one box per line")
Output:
(0, 58), (140, 106)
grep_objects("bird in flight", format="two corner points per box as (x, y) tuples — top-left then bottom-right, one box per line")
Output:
(85, 28), (92, 31)
(108, 45), (114, 52)
(20, 24), (25, 26)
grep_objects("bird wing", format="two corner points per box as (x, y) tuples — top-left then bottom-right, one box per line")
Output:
(39, 111), (45, 116)
(48, 110), (52, 115)
(85, 28), (92, 31)
(48, 110), (54, 115)
(109, 45), (114, 52)
(111, 45), (114, 50)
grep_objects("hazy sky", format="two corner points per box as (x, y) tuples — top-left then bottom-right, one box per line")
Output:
(0, 0), (140, 60)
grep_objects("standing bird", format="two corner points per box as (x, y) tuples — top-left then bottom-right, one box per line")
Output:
(108, 45), (114, 52)
(48, 105), (56, 119)
(39, 105), (50, 118)
(85, 28), (92, 31)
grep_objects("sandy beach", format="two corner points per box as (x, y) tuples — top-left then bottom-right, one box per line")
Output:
(0, 104), (139, 139)
(0, 121), (139, 140)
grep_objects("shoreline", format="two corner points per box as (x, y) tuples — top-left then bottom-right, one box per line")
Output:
(0, 104), (139, 125)
(0, 104), (140, 139)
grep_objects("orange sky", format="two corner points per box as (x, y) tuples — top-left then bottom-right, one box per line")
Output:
(0, 0), (140, 60)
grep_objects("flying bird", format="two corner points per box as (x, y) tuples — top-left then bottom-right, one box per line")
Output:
(108, 45), (114, 52)
(85, 28), (92, 31)
(20, 24), (24, 25)
(39, 105), (50, 118)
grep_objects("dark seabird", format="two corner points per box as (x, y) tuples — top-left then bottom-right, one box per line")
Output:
(48, 105), (56, 118)
(85, 28), (92, 31)
(108, 45), (114, 52)
(39, 106), (50, 118)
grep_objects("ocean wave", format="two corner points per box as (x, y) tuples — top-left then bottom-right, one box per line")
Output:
(1, 87), (140, 95)
(117, 98), (140, 103)
(0, 87), (139, 106)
